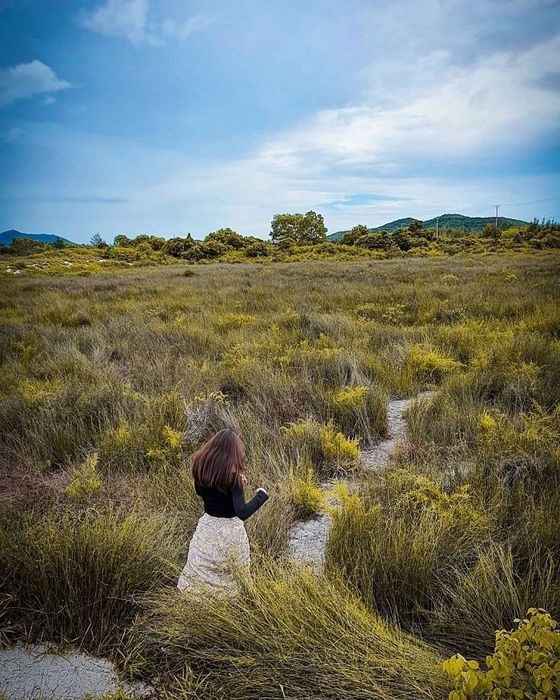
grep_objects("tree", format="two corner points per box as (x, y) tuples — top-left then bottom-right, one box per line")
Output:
(205, 228), (246, 250)
(90, 233), (108, 248)
(245, 241), (270, 257)
(355, 230), (394, 251)
(482, 223), (500, 241)
(113, 234), (132, 247)
(408, 220), (423, 233)
(199, 239), (228, 259)
(10, 238), (43, 255)
(270, 211), (327, 244)
(52, 237), (65, 250)
(163, 235), (197, 258)
(340, 225), (370, 246)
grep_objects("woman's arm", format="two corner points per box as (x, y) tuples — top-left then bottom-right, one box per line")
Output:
(231, 483), (269, 521)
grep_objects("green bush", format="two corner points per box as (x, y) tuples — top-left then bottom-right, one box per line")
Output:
(326, 469), (489, 625)
(288, 464), (326, 518)
(0, 508), (181, 651)
(65, 452), (103, 500)
(280, 418), (359, 476)
(443, 608), (560, 699)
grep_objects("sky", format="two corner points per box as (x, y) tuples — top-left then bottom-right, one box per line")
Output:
(0, 0), (559, 243)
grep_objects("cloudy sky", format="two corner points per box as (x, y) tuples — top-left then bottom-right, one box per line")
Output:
(1, 0), (559, 243)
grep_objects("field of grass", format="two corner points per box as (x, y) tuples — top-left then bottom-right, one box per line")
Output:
(1, 251), (559, 698)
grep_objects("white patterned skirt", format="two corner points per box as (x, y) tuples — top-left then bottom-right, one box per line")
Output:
(177, 513), (250, 596)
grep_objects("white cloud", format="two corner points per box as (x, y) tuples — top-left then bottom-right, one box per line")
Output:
(78, 0), (212, 45)
(161, 14), (214, 41)
(78, 0), (151, 44)
(0, 60), (71, 107)
(6, 29), (559, 240)
(125, 34), (560, 234)
(256, 35), (560, 172)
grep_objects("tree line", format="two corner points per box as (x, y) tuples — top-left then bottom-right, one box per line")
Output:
(2, 212), (559, 260)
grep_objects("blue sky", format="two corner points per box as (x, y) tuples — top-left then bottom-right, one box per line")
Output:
(1, 0), (559, 243)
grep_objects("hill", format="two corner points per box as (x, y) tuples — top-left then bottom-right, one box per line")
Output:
(0, 230), (75, 246)
(327, 213), (529, 241)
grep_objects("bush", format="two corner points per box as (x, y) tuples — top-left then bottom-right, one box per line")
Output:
(65, 452), (103, 500)
(280, 418), (359, 476)
(0, 508), (181, 651)
(430, 543), (560, 656)
(326, 469), (488, 625)
(443, 608), (560, 699)
(320, 383), (388, 440)
(288, 464), (326, 518)
(408, 345), (462, 383)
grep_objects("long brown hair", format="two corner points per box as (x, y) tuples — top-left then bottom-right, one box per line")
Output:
(190, 429), (246, 492)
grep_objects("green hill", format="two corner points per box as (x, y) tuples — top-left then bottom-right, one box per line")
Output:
(327, 213), (529, 241)
(0, 229), (75, 246)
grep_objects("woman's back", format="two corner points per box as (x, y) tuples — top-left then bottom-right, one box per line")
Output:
(195, 481), (268, 521)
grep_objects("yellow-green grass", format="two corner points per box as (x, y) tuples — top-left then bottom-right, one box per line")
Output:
(129, 566), (451, 700)
(0, 252), (558, 695)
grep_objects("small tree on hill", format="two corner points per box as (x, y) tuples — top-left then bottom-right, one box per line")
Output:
(205, 228), (246, 250)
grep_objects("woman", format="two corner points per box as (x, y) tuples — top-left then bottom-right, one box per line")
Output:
(177, 428), (269, 595)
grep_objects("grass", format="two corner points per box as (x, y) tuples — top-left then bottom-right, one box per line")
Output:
(129, 566), (451, 700)
(0, 252), (558, 696)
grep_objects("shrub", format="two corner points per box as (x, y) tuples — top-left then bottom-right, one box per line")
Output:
(443, 608), (560, 699)
(321, 384), (388, 440)
(281, 418), (359, 476)
(288, 464), (326, 518)
(0, 508), (181, 652)
(408, 345), (462, 382)
(326, 469), (489, 625)
(65, 452), (103, 500)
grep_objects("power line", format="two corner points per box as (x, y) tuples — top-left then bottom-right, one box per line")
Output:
(498, 194), (560, 208)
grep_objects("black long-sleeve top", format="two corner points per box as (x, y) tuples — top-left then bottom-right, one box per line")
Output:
(195, 482), (268, 521)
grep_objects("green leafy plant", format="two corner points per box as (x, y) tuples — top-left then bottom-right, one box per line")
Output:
(442, 608), (560, 699)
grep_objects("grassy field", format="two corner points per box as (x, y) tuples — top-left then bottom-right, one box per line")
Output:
(1, 251), (559, 698)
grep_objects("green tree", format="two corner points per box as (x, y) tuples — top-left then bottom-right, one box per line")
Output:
(408, 219), (423, 233)
(52, 237), (65, 250)
(482, 223), (500, 241)
(10, 238), (43, 255)
(199, 239), (228, 259)
(90, 233), (108, 248)
(163, 234), (197, 258)
(355, 230), (394, 251)
(205, 228), (246, 250)
(340, 224), (370, 246)
(113, 234), (133, 247)
(245, 241), (270, 257)
(270, 211), (327, 244)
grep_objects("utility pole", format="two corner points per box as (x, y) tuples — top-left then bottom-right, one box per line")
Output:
(494, 204), (501, 229)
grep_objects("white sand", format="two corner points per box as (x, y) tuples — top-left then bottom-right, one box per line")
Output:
(0, 644), (153, 700)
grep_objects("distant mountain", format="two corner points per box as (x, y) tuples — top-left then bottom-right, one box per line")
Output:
(327, 213), (529, 241)
(0, 230), (75, 246)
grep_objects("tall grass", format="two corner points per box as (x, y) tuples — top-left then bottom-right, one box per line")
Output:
(130, 566), (451, 700)
(0, 507), (182, 652)
(0, 253), (558, 695)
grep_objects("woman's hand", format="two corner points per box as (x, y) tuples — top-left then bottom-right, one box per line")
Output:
(240, 473), (248, 486)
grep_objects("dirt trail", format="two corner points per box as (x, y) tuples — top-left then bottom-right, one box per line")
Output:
(287, 391), (435, 567)
(0, 644), (153, 699)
